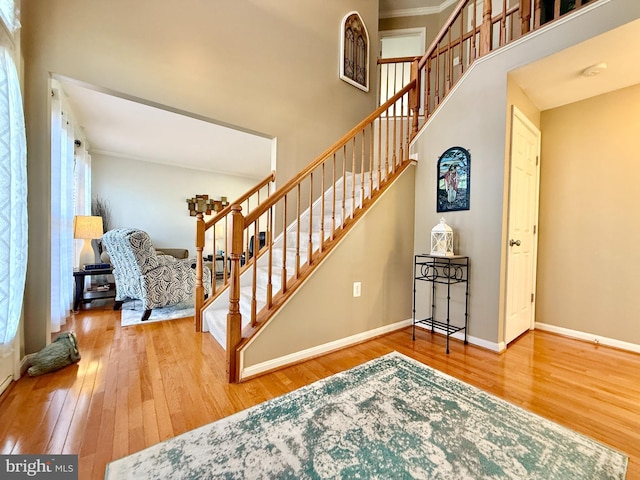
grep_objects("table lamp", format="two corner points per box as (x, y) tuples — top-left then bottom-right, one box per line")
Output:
(73, 215), (103, 269)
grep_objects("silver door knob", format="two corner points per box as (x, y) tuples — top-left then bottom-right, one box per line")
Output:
(509, 239), (521, 247)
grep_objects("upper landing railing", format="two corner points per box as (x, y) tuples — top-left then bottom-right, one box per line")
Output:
(379, 0), (597, 124)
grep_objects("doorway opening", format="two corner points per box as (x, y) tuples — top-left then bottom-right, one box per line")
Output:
(378, 28), (426, 107)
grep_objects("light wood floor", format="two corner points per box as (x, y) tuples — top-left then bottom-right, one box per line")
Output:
(1, 302), (639, 479)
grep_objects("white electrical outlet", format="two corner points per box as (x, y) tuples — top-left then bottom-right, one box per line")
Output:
(353, 281), (361, 297)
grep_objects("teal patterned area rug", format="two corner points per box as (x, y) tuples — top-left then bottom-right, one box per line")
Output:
(105, 352), (627, 479)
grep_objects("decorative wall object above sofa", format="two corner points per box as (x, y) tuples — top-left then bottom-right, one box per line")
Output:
(186, 194), (228, 216)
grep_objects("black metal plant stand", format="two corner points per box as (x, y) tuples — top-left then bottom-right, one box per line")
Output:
(412, 254), (469, 353)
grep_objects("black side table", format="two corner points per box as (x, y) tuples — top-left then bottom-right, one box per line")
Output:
(73, 267), (115, 311)
(412, 254), (469, 353)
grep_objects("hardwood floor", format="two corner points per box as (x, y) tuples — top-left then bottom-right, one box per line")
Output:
(1, 302), (639, 479)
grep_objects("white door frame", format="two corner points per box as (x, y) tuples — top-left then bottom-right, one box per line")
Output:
(378, 28), (427, 110)
(504, 106), (541, 345)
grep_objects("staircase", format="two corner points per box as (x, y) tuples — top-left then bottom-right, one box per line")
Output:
(203, 171), (381, 347)
(193, 0), (604, 383)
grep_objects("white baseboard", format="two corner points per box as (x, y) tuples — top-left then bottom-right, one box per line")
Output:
(240, 319), (413, 380)
(241, 319), (507, 379)
(0, 374), (12, 397)
(536, 322), (640, 354)
(0, 354), (31, 397)
(413, 323), (504, 352)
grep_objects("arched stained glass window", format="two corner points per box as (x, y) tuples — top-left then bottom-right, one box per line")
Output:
(340, 12), (369, 92)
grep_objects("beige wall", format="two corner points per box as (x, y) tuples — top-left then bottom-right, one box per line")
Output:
(92, 155), (258, 258)
(537, 84), (640, 344)
(412, 62), (508, 347)
(20, 0), (379, 352)
(379, 5), (454, 49)
(242, 165), (416, 370)
(379, 15), (440, 48)
(411, 0), (638, 349)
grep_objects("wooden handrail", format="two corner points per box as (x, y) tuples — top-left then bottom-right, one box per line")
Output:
(224, 82), (416, 382)
(378, 56), (421, 65)
(215, 0), (602, 382)
(204, 171), (275, 230)
(194, 170), (275, 332)
(418, 0), (469, 70)
(243, 82), (415, 227)
(380, 0), (598, 133)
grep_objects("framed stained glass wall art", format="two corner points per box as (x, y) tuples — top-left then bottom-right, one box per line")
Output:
(437, 146), (470, 212)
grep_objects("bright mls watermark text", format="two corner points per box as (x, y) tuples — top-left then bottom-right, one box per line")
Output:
(1, 455), (78, 479)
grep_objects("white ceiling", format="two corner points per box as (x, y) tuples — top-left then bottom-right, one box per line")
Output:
(509, 18), (640, 110)
(58, 78), (274, 180)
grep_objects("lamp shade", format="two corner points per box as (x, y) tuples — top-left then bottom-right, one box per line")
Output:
(74, 215), (104, 268)
(73, 215), (103, 240)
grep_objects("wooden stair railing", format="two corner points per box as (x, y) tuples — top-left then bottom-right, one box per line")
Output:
(212, 0), (600, 382)
(194, 171), (275, 332)
(224, 84), (418, 382)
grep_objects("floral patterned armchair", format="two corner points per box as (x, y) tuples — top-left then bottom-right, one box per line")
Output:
(101, 228), (211, 321)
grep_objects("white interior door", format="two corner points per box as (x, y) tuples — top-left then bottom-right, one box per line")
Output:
(505, 106), (541, 345)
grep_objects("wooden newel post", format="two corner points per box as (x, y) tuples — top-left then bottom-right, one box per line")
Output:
(520, 0), (532, 35)
(410, 59), (420, 138)
(226, 204), (244, 383)
(195, 212), (205, 332)
(479, 0), (493, 56)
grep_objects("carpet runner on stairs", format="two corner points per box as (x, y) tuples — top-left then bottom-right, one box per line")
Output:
(203, 172), (380, 348)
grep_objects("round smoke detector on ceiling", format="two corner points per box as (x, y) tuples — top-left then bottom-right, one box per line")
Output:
(582, 63), (608, 77)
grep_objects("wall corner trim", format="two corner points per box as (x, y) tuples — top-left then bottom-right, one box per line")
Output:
(414, 324), (502, 353)
(241, 317), (506, 380)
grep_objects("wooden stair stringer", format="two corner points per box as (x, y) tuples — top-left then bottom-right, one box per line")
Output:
(235, 159), (416, 377)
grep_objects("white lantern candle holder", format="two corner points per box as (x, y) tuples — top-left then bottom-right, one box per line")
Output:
(430, 217), (454, 256)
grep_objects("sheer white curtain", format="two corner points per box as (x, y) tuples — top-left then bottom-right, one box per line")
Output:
(0, 46), (27, 345)
(50, 88), (76, 333)
(74, 142), (91, 219)
(50, 85), (91, 333)
(0, 0), (18, 34)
